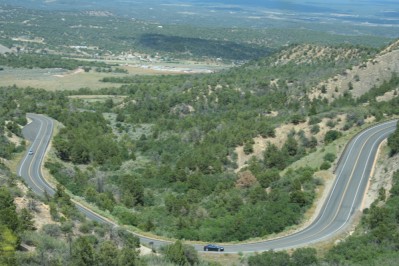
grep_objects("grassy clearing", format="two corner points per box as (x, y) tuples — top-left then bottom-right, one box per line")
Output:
(0, 67), (123, 91)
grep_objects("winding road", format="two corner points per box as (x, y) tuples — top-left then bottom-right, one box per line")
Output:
(18, 113), (397, 253)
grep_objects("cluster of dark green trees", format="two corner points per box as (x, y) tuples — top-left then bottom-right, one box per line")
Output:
(53, 111), (128, 167)
(388, 124), (399, 155)
(138, 33), (272, 60)
(67, 235), (140, 266)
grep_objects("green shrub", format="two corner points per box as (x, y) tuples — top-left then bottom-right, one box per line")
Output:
(320, 161), (331, 170)
(323, 152), (336, 162)
(324, 130), (342, 144)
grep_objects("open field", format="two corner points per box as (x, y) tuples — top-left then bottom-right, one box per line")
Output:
(0, 59), (229, 90)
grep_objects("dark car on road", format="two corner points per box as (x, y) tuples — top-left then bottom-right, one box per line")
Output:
(203, 244), (224, 252)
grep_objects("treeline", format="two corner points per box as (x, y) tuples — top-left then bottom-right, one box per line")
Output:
(44, 158), (319, 242)
(0, 53), (108, 70)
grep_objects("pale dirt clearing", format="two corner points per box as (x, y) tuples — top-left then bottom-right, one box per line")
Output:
(5, 132), (23, 146)
(376, 88), (399, 102)
(0, 43), (12, 54)
(139, 246), (154, 256)
(53, 68), (85, 77)
(14, 195), (59, 230)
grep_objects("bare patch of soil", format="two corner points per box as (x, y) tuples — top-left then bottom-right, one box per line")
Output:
(139, 245), (154, 256)
(53, 68), (85, 78)
(6, 132), (23, 146)
(199, 253), (241, 266)
(376, 88), (399, 102)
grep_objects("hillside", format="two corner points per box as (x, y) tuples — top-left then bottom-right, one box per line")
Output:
(232, 42), (398, 170)
(309, 40), (399, 102)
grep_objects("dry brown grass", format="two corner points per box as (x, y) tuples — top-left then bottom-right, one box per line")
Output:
(200, 253), (243, 266)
